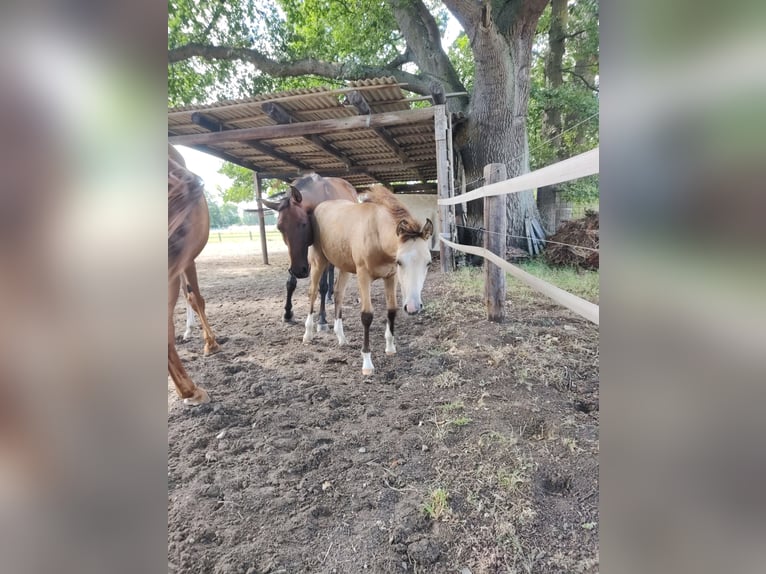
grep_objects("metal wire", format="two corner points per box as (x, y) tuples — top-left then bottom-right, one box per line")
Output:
(456, 223), (599, 253)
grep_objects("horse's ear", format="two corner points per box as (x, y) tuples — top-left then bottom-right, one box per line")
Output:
(291, 186), (303, 204)
(261, 197), (281, 210)
(421, 219), (434, 240)
(396, 220), (409, 237)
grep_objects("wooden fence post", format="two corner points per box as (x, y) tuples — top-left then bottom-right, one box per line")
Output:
(434, 104), (454, 272)
(254, 173), (269, 265)
(483, 163), (507, 322)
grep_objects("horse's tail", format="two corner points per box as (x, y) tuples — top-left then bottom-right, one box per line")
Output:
(168, 157), (205, 279)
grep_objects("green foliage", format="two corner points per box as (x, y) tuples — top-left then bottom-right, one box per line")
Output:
(219, 163), (254, 204)
(219, 203), (241, 227)
(448, 32), (474, 94)
(515, 259), (599, 303)
(278, 0), (403, 67)
(527, 0), (599, 205)
(218, 162), (291, 203)
(168, 0), (290, 104)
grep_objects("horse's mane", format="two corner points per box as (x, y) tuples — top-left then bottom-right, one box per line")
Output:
(363, 184), (424, 241)
(168, 158), (205, 277)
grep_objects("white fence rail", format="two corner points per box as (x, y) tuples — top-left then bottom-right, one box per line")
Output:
(438, 147), (599, 325)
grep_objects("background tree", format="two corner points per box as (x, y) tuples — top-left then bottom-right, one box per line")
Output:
(218, 163), (289, 203)
(529, 0), (599, 231)
(169, 0), (598, 252)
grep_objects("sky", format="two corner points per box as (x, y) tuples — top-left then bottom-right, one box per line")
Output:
(175, 14), (464, 200)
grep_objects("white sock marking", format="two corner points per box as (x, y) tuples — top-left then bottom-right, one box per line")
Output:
(334, 319), (347, 346)
(385, 324), (396, 355)
(183, 301), (196, 340)
(361, 351), (374, 375)
(303, 313), (315, 343)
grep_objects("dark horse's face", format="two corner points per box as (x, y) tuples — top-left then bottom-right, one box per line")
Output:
(264, 187), (312, 279)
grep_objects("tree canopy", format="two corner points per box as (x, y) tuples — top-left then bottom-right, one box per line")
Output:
(170, 0), (599, 248)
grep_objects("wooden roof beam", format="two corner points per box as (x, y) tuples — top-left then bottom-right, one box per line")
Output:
(190, 112), (314, 172)
(262, 102), (366, 175)
(258, 161), (433, 181)
(169, 107), (435, 146)
(346, 90), (428, 182)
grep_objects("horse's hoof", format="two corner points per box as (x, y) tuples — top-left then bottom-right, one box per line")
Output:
(362, 368), (374, 376)
(385, 350), (396, 356)
(183, 387), (210, 406)
(303, 334), (313, 344)
(203, 342), (221, 356)
(284, 312), (294, 322)
(317, 323), (329, 332)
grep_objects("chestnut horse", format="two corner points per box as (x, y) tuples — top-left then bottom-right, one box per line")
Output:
(262, 173), (358, 326)
(168, 145), (220, 405)
(303, 185), (433, 375)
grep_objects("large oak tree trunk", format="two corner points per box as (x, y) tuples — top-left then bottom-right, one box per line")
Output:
(454, 4), (543, 254)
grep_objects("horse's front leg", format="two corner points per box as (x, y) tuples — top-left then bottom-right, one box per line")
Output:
(303, 250), (328, 343)
(182, 263), (220, 356)
(284, 272), (297, 322)
(317, 268), (330, 332)
(383, 275), (397, 355)
(357, 271), (375, 375)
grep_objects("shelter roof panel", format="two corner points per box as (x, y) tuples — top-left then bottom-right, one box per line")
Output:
(168, 77), (439, 187)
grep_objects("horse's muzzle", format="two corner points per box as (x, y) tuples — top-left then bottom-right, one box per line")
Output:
(403, 302), (422, 315)
(291, 265), (309, 279)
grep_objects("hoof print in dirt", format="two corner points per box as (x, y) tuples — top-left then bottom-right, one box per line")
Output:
(574, 399), (598, 413)
(407, 538), (442, 565)
(540, 473), (573, 496)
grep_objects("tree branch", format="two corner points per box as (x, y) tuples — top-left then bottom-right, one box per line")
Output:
(561, 68), (599, 92)
(385, 0), (465, 100)
(168, 42), (432, 94)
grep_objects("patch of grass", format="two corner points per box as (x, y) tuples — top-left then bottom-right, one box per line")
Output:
(449, 266), (484, 297)
(434, 370), (460, 389)
(513, 259), (599, 303)
(451, 415), (472, 427)
(440, 400), (465, 413)
(497, 465), (531, 494)
(423, 488), (449, 520)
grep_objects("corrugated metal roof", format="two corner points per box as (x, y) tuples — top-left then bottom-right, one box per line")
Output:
(168, 77), (439, 188)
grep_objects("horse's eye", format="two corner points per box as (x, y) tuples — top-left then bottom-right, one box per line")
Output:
(396, 260), (402, 266)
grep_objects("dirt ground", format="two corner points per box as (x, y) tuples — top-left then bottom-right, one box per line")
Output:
(168, 242), (599, 574)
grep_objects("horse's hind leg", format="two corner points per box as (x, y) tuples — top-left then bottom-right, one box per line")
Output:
(169, 275), (209, 405)
(333, 271), (350, 346)
(317, 268), (330, 332)
(182, 300), (196, 340)
(326, 264), (335, 304)
(357, 270), (375, 375)
(383, 275), (397, 355)
(182, 262), (220, 356)
(284, 272), (297, 322)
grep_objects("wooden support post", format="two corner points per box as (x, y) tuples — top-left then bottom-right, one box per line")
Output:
(254, 174), (269, 265)
(483, 163), (507, 322)
(434, 104), (453, 272)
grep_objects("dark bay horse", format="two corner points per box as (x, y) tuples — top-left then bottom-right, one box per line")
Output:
(262, 173), (358, 326)
(168, 145), (220, 405)
(303, 185), (433, 375)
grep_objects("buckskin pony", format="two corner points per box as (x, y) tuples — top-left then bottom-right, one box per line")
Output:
(262, 173), (358, 327)
(168, 144), (220, 405)
(303, 184), (433, 375)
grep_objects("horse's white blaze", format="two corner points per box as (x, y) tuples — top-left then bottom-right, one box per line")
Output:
(183, 301), (196, 340)
(397, 238), (431, 314)
(361, 352), (374, 375)
(385, 324), (396, 354)
(303, 313), (315, 343)
(334, 318), (347, 346)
